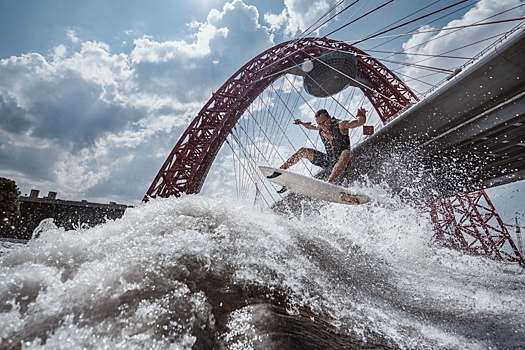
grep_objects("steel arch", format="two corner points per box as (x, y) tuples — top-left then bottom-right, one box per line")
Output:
(144, 37), (418, 200)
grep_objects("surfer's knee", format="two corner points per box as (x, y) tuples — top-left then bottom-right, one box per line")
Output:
(339, 149), (351, 162)
(300, 147), (316, 161)
(297, 147), (312, 157)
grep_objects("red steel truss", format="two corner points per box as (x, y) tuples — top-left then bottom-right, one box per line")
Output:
(425, 190), (524, 265)
(144, 37), (417, 200)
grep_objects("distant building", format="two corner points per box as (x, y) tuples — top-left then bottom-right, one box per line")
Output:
(10, 190), (132, 239)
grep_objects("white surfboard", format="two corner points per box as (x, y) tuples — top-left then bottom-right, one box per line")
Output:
(259, 165), (371, 205)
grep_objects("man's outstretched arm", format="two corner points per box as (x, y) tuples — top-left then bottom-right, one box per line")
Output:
(340, 108), (367, 130)
(293, 119), (319, 130)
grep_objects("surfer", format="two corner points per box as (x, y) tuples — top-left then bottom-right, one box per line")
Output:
(268, 108), (367, 192)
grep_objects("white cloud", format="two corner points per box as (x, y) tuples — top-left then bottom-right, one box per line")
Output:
(54, 148), (112, 195)
(264, 0), (336, 37)
(264, 9), (288, 32)
(131, 0), (272, 65)
(66, 28), (80, 44)
(400, 0), (525, 95)
(0, 0), (276, 204)
(131, 33), (216, 63)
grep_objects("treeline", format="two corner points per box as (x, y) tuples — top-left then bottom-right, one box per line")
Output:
(0, 177), (21, 238)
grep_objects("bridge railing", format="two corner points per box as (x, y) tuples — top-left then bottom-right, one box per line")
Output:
(421, 21), (525, 99)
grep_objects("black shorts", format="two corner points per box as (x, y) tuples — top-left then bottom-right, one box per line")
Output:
(311, 150), (337, 169)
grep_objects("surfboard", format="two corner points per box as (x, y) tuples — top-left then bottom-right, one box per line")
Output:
(259, 165), (371, 205)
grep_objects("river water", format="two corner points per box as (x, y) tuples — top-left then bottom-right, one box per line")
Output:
(1, 193), (524, 349)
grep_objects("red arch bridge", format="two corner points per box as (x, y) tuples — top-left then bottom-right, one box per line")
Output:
(145, 29), (525, 266)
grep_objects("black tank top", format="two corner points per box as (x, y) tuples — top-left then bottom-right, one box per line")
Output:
(319, 118), (350, 162)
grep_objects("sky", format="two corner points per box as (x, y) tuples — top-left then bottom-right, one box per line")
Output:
(0, 0), (524, 224)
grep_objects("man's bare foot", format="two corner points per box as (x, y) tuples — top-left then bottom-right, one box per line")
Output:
(267, 171), (282, 179)
(340, 192), (360, 204)
(277, 186), (287, 194)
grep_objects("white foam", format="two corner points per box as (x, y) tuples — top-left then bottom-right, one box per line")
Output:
(1, 194), (523, 349)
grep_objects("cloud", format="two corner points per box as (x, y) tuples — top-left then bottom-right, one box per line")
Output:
(0, 0), (275, 204)
(264, 9), (288, 33)
(66, 28), (80, 44)
(264, 0), (337, 37)
(399, 0), (525, 95)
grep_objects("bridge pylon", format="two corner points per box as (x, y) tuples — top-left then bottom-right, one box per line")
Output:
(425, 190), (524, 266)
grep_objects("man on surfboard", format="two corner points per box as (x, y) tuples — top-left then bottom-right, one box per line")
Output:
(268, 108), (367, 192)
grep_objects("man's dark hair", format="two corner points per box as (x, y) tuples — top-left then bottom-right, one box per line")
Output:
(315, 109), (329, 118)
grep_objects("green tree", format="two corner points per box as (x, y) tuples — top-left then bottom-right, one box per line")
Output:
(0, 177), (21, 238)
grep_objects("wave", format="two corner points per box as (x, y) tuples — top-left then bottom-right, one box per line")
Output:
(1, 194), (524, 349)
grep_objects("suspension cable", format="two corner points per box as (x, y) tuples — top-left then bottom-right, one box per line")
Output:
(225, 137), (276, 206)
(385, 17), (525, 82)
(325, 0), (396, 37)
(367, 49), (471, 60)
(350, 0), (471, 45)
(358, 0), (444, 42)
(365, 0), (479, 53)
(356, 3), (523, 88)
(327, 1), (478, 84)
(296, 0), (348, 39)
(357, 17), (525, 44)
(404, 4), (525, 54)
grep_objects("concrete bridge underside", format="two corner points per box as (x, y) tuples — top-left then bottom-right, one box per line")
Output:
(347, 27), (525, 201)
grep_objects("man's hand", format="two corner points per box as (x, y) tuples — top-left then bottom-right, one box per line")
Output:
(294, 118), (317, 130)
(355, 108), (366, 125)
(356, 107), (366, 117)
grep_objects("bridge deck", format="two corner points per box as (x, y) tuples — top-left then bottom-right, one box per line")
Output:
(351, 26), (525, 198)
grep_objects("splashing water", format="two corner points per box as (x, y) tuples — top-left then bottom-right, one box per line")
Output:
(1, 193), (524, 349)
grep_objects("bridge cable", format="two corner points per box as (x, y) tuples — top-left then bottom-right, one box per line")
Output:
(346, 4), (525, 90)
(386, 16), (525, 86)
(325, 0), (396, 37)
(350, 0), (471, 45)
(345, 0), (446, 45)
(363, 0), (479, 52)
(368, 2), (525, 57)
(296, 0), (351, 39)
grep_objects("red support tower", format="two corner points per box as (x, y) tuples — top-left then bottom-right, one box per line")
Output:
(426, 190), (524, 265)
